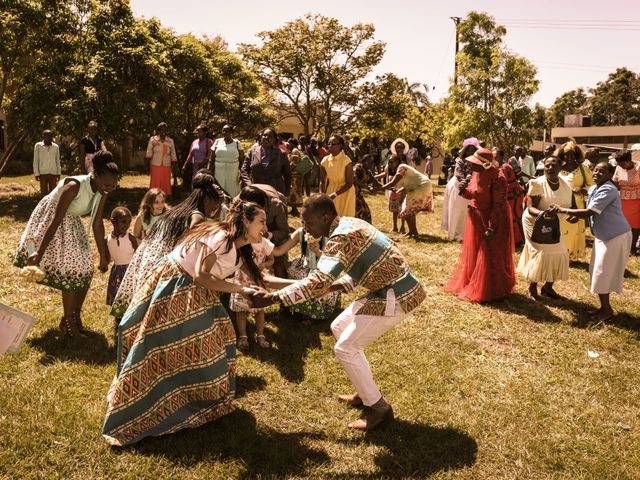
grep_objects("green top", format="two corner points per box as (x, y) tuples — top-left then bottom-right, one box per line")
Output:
(59, 174), (102, 229)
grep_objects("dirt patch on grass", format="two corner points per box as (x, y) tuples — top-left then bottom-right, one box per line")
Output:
(0, 183), (30, 195)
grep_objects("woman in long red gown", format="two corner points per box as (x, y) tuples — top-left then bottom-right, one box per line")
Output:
(445, 148), (516, 302)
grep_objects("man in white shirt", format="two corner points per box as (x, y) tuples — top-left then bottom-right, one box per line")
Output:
(509, 146), (535, 185)
(33, 129), (61, 196)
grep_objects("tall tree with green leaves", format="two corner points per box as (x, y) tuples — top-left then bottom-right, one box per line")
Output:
(239, 13), (385, 139)
(589, 68), (640, 126)
(5, 0), (272, 174)
(0, 0), (77, 174)
(444, 11), (539, 151)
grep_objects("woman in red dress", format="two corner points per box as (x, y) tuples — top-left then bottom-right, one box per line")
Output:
(445, 148), (516, 302)
(494, 147), (525, 246)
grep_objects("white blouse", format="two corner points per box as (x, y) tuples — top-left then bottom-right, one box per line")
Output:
(175, 230), (241, 279)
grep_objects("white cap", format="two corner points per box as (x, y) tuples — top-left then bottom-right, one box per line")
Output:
(630, 143), (640, 151)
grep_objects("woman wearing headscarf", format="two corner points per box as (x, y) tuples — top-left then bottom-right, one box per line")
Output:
(445, 148), (516, 302)
(441, 138), (479, 241)
(320, 134), (356, 217)
(556, 141), (594, 259)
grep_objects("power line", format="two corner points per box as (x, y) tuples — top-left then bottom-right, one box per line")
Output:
(433, 30), (455, 92)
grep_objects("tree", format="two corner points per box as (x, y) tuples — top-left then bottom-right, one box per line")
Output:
(239, 13), (385, 138)
(444, 11), (539, 151)
(546, 88), (589, 128)
(589, 68), (640, 126)
(4, 0), (273, 175)
(0, 0), (76, 175)
(354, 73), (435, 141)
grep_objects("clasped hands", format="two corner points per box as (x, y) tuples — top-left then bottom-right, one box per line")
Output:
(548, 204), (579, 223)
(238, 286), (276, 309)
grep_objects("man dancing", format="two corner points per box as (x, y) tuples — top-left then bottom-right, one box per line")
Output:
(252, 194), (426, 431)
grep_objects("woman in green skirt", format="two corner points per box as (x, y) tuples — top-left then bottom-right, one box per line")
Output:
(14, 151), (119, 337)
(103, 200), (276, 446)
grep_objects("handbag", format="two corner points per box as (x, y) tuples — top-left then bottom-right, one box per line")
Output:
(295, 154), (314, 175)
(531, 212), (560, 244)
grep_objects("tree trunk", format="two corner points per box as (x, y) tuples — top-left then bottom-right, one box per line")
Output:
(0, 132), (28, 179)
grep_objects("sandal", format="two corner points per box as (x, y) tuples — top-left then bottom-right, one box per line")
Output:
(59, 316), (71, 336)
(237, 335), (249, 351)
(255, 334), (270, 348)
(60, 315), (85, 338)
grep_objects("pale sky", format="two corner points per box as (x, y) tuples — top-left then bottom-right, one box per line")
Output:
(131, 0), (640, 107)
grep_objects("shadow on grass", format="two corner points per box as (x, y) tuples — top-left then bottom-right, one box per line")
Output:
(238, 310), (333, 383)
(124, 409), (329, 478)
(28, 328), (115, 365)
(412, 233), (452, 244)
(235, 374), (267, 399)
(337, 419), (477, 478)
(489, 293), (563, 323)
(0, 193), (39, 221)
(571, 311), (640, 334)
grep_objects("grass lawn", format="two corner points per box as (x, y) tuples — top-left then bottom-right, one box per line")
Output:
(1, 173), (639, 479)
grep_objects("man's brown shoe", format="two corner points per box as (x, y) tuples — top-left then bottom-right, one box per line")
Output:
(348, 399), (393, 431)
(338, 392), (364, 407)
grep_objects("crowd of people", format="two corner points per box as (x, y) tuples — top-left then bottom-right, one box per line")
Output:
(17, 120), (639, 446)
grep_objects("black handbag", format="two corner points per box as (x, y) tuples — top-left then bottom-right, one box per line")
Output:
(531, 212), (560, 244)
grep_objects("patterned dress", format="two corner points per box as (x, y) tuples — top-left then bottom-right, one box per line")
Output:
(286, 232), (341, 320)
(613, 161), (640, 229)
(229, 237), (274, 313)
(276, 217), (426, 317)
(13, 175), (102, 292)
(395, 164), (434, 217)
(102, 231), (240, 446)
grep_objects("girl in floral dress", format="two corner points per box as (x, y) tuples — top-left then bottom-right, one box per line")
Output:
(14, 151), (119, 337)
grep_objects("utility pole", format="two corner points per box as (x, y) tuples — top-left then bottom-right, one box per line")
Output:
(450, 16), (461, 85)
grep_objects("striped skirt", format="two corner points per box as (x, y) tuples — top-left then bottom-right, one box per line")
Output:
(102, 255), (236, 446)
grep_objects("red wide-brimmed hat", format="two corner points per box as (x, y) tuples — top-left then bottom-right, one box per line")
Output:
(465, 148), (497, 168)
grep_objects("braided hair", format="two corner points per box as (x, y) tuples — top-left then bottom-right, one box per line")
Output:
(92, 150), (119, 177)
